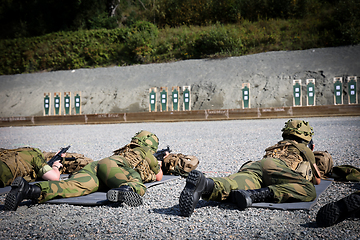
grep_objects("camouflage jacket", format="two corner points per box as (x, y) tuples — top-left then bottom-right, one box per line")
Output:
(113, 143), (160, 183)
(0, 147), (51, 185)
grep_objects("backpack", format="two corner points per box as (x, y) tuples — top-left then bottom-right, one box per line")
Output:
(314, 151), (334, 179)
(113, 143), (159, 183)
(264, 140), (314, 181)
(162, 153), (199, 177)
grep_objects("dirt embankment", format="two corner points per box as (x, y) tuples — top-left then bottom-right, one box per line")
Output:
(0, 45), (359, 117)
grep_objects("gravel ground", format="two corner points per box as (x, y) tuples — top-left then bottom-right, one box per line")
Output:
(0, 117), (359, 239)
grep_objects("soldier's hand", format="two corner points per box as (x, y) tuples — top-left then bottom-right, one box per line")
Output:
(52, 160), (63, 169)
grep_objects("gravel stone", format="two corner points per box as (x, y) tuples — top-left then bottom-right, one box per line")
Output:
(0, 116), (359, 239)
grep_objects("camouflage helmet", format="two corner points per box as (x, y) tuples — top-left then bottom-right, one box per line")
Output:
(281, 119), (314, 142)
(131, 130), (159, 152)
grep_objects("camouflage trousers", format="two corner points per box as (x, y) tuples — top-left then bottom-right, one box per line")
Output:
(36, 156), (146, 203)
(206, 157), (316, 203)
(0, 161), (13, 187)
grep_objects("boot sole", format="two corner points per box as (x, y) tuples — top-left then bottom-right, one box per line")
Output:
(179, 170), (203, 217)
(107, 189), (143, 207)
(316, 193), (360, 227)
(4, 177), (23, 211)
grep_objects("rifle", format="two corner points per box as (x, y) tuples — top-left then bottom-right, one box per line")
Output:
(154, 145), (172, 162)
(47, 145), (71, 167)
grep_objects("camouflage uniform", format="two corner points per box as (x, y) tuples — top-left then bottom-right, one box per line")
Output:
(35, 144), (160, 203)
(31, 128), (160, 203)
(179, 119), (318, 217)
(4, 130), (161, 211)
(205, 142), (316, 203)
(206, 120), (317, 203)
(0, 148), (52, 187)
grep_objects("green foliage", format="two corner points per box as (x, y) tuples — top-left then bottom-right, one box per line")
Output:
(130, 21), (159, 36)
(124, 21), (159, 63)
(191, 25), (243, 58)
(0, 28), (130, 75)
(87, 12), (119, 30)
(154, 0), (312, 26)
(0, 0), (359, 75)
(325, 0), (360, 46)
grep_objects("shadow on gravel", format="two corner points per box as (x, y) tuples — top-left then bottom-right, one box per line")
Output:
(151, 205), (182, 216)
(352, 183), (360, 191)
(300, 221), (318, 228)
(151, 200), (237, 216)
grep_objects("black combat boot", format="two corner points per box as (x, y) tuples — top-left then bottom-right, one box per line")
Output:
(5, 177), (41, 211)
(316, 192), (360, 227)
(230, 187), (274, 211)
(179, 170), (214, 217)
(107, 185), (143, 207)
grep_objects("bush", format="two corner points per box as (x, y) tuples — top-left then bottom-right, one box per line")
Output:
(191, 25), (242, 57)
(0, 29), (129, 75)
(154, 0), (313, 26)
(125, 21), (159, 63)
(332, 0), (360, 45)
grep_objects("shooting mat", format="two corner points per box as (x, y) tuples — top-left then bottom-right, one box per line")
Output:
(46, 175), (181, 205)
(251, 179), (333, 210)
(1, 177), (332, 210)
(0, 175), (181, 206)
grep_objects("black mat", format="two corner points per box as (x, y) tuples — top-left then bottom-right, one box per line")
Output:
(1, 177), (332, 209)
(46, 175), (180, 206)
(251, 180), (333, 210)
(0, 175), (181, 197)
